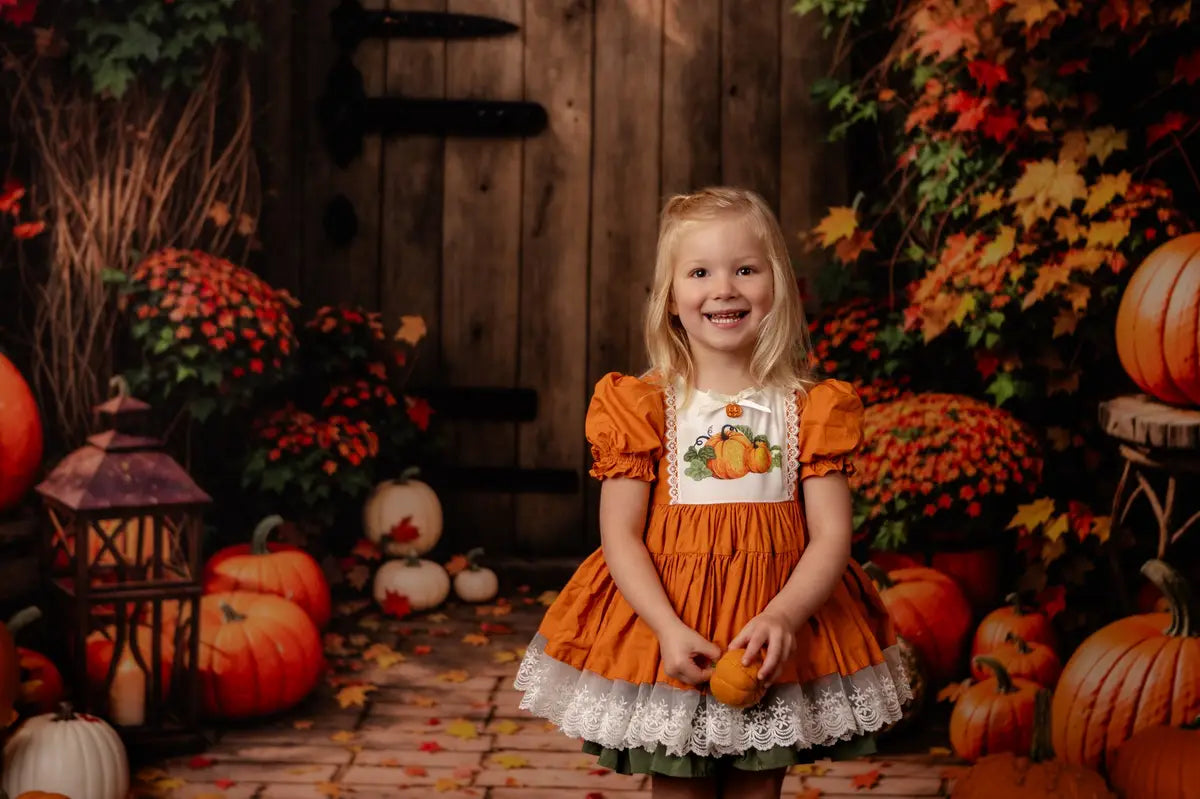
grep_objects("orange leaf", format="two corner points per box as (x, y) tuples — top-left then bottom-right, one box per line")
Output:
(404, 766), (427, 777)
(293, 719), (315, 730)
(834, 230), (877, 264)
(937, 678), (973, 703)
(414, 644), (433, 655)
(434, 777), (461, 792)
(797, 789), (823, 799)
(395, 314), (427, 345)
(334, 684), (376, 709)
(1148, 111), (1188, 146)
(910, 11), (980, 62)
(13, 220), (45, 239)
(813, 207), (858, 247)
(480, 622), (513, 635)
(462, 633), (490, 646)
(214, 779), (237, 790)
(207, 201), (231, 227)
(410, 694), (438, 707)
(316, 783), (342, 799)
(437, 669), (470, 683)
(851, 768), (881, 790)
(445, 554), (470, 575)
(330, 730), (357, 743)
(420, 740), (443, 753)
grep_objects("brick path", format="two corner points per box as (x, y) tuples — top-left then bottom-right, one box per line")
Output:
(132, 590), (965, 798)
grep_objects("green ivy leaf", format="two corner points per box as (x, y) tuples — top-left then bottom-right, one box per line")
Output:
(189, 397), (217, 422)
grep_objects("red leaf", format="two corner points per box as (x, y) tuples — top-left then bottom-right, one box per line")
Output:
(187, 755), (215, 769)
(0, 0), (37, 26)
(981, 107), (1020, 142)
(946, 91), (988, 132)
(420, 740), (443, 753)
(1148, 111), (1188, 146)
(13, 221), (45, 239)
(388, 516), (420, 544)
(967, 59), (1009, 92)
(1175, 50), (1200, 84)
(0, 178), (24, 214)
(480, 622), (513, 635)
(405, 396), (434, 431)
(382, 590), (412, 619)
(1036, 584), (1067, 619)
(214, 779), (237, 790)
(585, 794), (606, 799)
(851, 768), (881, 789)
(351, 538), (381, 561)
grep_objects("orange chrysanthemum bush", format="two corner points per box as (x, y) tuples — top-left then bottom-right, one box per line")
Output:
(850, 392), (1043, 550)
(121, 248), (299, 420)
(807, 296), (916, 406)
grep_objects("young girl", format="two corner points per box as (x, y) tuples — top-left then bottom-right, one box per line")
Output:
(514, 187), (909, 798)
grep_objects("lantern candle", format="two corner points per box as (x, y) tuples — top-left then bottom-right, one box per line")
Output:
(108, 646), (146, 726)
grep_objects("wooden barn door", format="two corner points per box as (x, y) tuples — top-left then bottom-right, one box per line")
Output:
(258, 0), (844, 559)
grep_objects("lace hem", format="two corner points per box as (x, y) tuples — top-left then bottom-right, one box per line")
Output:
(800, 455), (857, 480)
(514, 634), (912, 757)
(589, 446), (657, 482)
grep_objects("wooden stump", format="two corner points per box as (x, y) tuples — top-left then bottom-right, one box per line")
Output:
(1098, 394), (1200, 450)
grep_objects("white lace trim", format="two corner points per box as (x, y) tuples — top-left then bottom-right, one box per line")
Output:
(785, 391), (800, 499)
(514, 634), (913, 757)
(665, 381), (680, 504)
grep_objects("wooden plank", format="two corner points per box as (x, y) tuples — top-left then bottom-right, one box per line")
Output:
(660, 0), (721, 196)
(721, 0), (780, 209)
(380, 0), (446, 382)
(516, 0), (593, 556)
(587, 0), (663, 549)
(302, 0), (384, 308)
(440, 0), (524, 555)
(780, 1), (847, 312)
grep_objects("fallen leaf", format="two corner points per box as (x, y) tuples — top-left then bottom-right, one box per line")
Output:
(434, 777), (461, 792)
(537, 590), (559, 607)
(791, 763), (829, 776)
(493, 650), (519, 664)
(585, 793), (606, 799)
(492, 720), (522, 734)
(414, 645), (433, 656)
(316, 784), (342, 799)
(480, 622), (513, 635)
(335, 683), (377, 709)
(462, 633), (489, 646)
(395, 315), (427, 345)
(378, 757), (401, 767)
(505, 777), (522, 787)
(324, 633), (353, 656)
(452, 765), (478, 780)
(420, 740), (443, 753)
(445, 554), (470, 576)
(214, 779), (236, 790)
(293, 719), (315, 730)
(928, 746), (953, 756)
(362, 643), (406, 669)
(330, 730), (357, 743)
(446, 719), (479, 740)
(188, 755), (215, 769)
(351, 538), (381, 561)
(430, 627), (454, 637)
(427, 612), (449, 622)
(437, 669), (470, 683)
(348, 633), (370, 648)
(357, 615), (382, 631)
(851, 768), (881, 789)
(796, 789), (823, 799)
(588, 767), (611, 776)
(151, 777), (186, 792)
(382, 590), (412, 619)
(410, 694), (438, 707)
(492, 753), (530, 769)
(405, 766), (428, 776)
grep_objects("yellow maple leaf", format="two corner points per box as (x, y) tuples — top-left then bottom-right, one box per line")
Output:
(493, 649), (519, 664)
(952, 294), (977, 326)
(813, 206), (859, 247)
(1022, 263), (1071, 309)
(363, 643), (406, 669)
(462, 633), (490, 647)
(929, 746), (953, 756)
(1087, 126), (1128, 166)
(1083, 171), (1131, 216)
(980, 226), (1016, 267)
(1058, 129), (1088, 164)
(1010, 159), (1087, 229)
(330, 730), (357, 743)
(1007, 0), (1060, 28)
(1042, 535), (1068, 565)
(492, 719), (522, 734)
(1063, 283), (1091, 313)
(537, 590), (559, 606)
(437, 669), (470, 683)
(1052, 308), (1080, 338)
(335, 683), (377, 709)
(357, 614), (381, 631)
(1054, 215), (1084, 244)
(434, 777), (462, 792)
(790, 762), (829, 776)
(446, 719), (479, 740)
(410, 694), (439, 707)
(1091, 516), (1112, 543)
(1063, 248), (1108, 273)
(394, 315), (427, 346)
(207, 200), (231, 227)
(492, 753), (531, 769)
(1044, 513), (1070, 541)
(974, 189), (1006, 218)
(151, 777), (186, 792)
(1086, 218), (1131, 249)
(1008, 497), (1056, 531)
(316, 782), (342, 799)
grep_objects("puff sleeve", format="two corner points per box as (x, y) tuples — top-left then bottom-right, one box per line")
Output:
(585, 372), (665, 482)
(798, 379), (865, 480)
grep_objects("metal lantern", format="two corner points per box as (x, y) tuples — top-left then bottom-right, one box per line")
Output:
(35, 382), (209, 753)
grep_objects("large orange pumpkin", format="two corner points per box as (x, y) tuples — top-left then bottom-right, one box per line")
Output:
(951, 657), (1042, 762)
(1114, 232), (1200, 406)
(972, 592), (1059, 658)
(203, 515), (332, 629)
(0, 353), (43, 512)
(186, 591), (323, 719)
(704, 426), (753, 479)
(864, 563), (972, 683)
(951, 691), (1115, 798)
(1051, 559), (1200, 772)
(869, 547), (1002, 612)
(1108, 717), (1200, 799)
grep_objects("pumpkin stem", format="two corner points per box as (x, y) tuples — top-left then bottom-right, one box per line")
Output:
(396, 466), (421, 484)
(54, 701), (76, 721)
(1029, 689), (1054, 763)
(465, 547), (485, 569)
(6, 606), (42, 636)
(972, 656), (1017, 694)
(1141, 559), (1194, 637)
(1003, 632), (1033, 654)
(1184, 715), (1200, 731)
(861, 562), (894, 589)
(109, 375), (130, 398)
(251, 514), (285, 555)
(219, 602), (247, 624)
(404, 549), (422, 566)
(1005, 592), (1033, 615)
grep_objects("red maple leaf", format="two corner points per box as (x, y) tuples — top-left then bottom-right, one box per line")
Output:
(480, 622), (513, 635)
(946, 91), (988, 132)
(405, 396), (434, 431)
(851, 768), (881, 790)
(351, 538), (381, 561)
(1175, 50), (1200, 84)
(214, 779), (237, 790)
(382, 590), (412, 619)
(967, 59), (1009, 92)
(187, 755), (215, 769)
(0, 0), (37, 26)
(419, 740), (443, 753)
(1148, 111), (1189, 146)
(912, 14), (980, 62)
(388, 516), (420, 543)
(981, 107), (1020, 142)
(1036, 584), (1067, 619)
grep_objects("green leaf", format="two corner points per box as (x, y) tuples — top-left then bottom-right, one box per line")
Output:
(175, 364), (197, 382)
(986, 373), (1016, 406)
(189, 397), (217, 421)
(101, 268), (128, 285)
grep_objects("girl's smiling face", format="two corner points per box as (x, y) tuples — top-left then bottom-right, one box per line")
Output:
(669, 213), (775, 366)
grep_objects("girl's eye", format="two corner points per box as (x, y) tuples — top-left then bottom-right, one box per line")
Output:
(690, 268), (708, 278)
(738, 265), (757, 275)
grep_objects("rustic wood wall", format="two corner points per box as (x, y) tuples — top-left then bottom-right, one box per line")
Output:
(254, 0), (846, 558)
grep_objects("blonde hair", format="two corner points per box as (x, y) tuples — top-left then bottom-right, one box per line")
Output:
(642, 186), (816, 393)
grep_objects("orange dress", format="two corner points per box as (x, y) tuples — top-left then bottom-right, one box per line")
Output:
(514, 373), (910, 758)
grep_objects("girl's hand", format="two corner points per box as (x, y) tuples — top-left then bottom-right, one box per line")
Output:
(657, 622), (722, 686)
(730, 611), (799, 684)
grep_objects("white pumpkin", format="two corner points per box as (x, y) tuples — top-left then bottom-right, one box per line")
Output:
(453, 547), (499, 603)
(363, 468), (443, 556)
(373, 555), (450, 611)
(3, 702), (130, 799)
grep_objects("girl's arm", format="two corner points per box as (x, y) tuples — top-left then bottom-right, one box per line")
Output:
(600, 477), (720, 683)
(763, 472), (854, 628)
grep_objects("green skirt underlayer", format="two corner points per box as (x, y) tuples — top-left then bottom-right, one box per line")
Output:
(582, 734), (876, 778)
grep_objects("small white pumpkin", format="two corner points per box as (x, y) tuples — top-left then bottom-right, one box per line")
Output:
(2, 702), (130, 799)
(453, 547), (499, 603)
(373, 554), (450, 612)
(363, 468), (443, 556)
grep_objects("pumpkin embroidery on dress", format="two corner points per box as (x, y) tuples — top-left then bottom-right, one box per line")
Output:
(682, 424), (783, 481)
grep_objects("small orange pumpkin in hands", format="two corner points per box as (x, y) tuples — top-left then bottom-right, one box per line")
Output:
(709, 649), (766, 708)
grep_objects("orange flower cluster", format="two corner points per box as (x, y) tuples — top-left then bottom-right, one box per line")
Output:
(850, 392), (1043, 546)
(808, 296), (913, 406)
(254, 404), (380, 474)
(306, 305), (388, 341)
(323, 378), (399, 411)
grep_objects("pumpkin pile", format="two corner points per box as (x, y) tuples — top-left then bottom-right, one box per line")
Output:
(0, 352), (43, 513)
